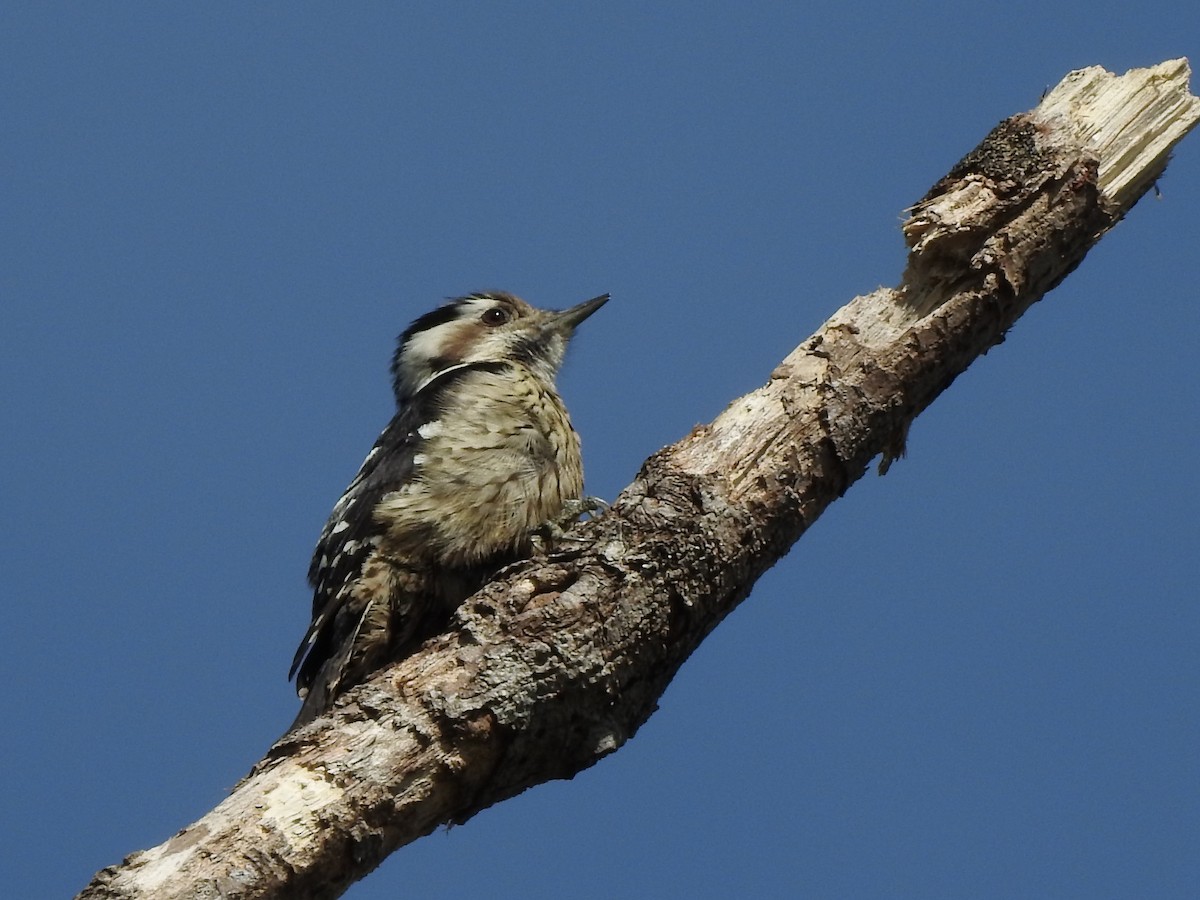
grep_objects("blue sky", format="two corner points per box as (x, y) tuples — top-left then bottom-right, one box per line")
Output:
(3, 5), (1197, 899)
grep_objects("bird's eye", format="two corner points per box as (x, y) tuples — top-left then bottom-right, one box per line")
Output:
(481, 307), (509, 326)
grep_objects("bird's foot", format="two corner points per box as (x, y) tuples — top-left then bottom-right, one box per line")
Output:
(529, 496), (608, 556)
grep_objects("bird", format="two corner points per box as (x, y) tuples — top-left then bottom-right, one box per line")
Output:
(288, 290), (608, 728)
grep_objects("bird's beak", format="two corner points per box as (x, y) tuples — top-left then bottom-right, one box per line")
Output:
(552, 293), (610, 332)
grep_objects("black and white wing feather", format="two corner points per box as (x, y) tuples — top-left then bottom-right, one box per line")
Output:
(288, 409), (420, 692)
(288, 362), (508, 702)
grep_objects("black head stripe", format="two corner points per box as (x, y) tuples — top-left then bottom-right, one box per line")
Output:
(391, 299), (469, 383)
(398, 297), (470, 344)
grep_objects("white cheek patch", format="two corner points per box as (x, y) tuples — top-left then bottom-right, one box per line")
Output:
(404, 297), (490, 367)
(417, 420), (444, 440)
(404, 320), (455, 367)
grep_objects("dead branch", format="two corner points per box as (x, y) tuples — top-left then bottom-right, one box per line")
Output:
(79, 59), (1199, 900)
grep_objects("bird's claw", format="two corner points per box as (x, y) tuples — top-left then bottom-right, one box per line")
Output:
(529, 496), (608, 555)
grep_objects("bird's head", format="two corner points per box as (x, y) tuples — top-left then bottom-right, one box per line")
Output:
(390, 291), (608, 401)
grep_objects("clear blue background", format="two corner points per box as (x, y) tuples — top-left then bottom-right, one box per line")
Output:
(4, 5), (1197, 899)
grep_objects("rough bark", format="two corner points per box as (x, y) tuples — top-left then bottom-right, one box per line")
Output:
(79, 59), (1199, 900)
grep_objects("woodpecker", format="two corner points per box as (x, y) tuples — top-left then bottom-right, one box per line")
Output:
(289, 291), (608, 728)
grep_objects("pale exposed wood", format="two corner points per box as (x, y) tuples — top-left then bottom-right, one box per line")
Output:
(1040, 59), (1200, 206)
(78, 59), (1198, 900)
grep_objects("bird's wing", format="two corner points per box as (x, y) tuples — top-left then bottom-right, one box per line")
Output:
(288, 361), (509, 693)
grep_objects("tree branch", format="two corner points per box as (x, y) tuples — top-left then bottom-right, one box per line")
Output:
(79, 59), (1199, 900)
